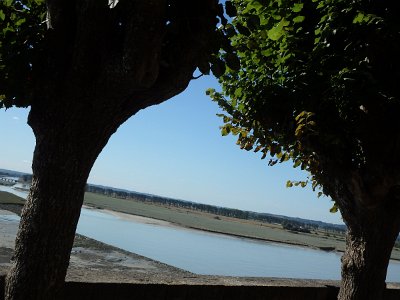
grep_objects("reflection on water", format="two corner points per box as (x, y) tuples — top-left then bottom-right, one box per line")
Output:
(1, 185), (399, 281)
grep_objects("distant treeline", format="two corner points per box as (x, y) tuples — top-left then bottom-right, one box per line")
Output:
(0, 169), (28, 177)
(86, 183), (347, 233)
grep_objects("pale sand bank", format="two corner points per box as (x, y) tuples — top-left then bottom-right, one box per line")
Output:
(84, 205), (175, 228)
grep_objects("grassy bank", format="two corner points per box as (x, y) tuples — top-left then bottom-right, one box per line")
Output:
(0, 192), (25, 205)
(84, 192), (400, 259)
(83, 192), (349, 253)
(0, 191), (25, 216)
(2, 191), (399, 259)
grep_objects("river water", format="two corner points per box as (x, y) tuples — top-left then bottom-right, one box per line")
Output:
(1, 185), (399, 281)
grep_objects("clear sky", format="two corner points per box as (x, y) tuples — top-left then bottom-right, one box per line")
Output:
(0, 75), (343, 224)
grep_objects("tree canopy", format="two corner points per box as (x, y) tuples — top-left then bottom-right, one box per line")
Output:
(209, 1), (400, 298)
(208, 0), (400, 208)
(0, 0), (46, 108)
(1, 1), (225, 299)
(0, 0), (228, 109)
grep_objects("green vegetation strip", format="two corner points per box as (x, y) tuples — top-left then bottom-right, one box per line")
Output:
(84, 192), (349, 253)
(1, 191), (398, 260)
(85, 192), (400, 260)
(0, 191), (25, 205)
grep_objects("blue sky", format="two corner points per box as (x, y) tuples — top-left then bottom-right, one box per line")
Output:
(0, 75), (343, 224)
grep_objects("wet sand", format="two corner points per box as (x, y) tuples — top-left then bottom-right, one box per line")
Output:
(0, 208), (193, 283)
(1, 207), (399, 289)
(0, 207), (345, 287)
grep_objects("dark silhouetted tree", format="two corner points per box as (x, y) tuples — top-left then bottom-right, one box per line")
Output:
(208, 0), (400, 299)
(1, 0), (222, 298)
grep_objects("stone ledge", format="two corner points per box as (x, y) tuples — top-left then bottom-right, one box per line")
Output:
(1, 276), (400, 300)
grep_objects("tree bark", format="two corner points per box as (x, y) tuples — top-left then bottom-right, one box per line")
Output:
(337, 186), (400, 300)
(5, 110), (118, 299)
(4, 1), (219, 298)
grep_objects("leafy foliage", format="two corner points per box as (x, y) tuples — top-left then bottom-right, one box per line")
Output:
(0, 0), (223, 109)
(0, 0), (46, 108)
(209, 0), (400, 205)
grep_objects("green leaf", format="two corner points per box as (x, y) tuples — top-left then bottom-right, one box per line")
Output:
(286, 180), (293, 188)
(221, 125), (231, 136)
(292, 3), (304, 13)
(231, 127), (240, 135)
(353, 12), (364, 24)
(15, 18), (26, 26)
(0, 10), (5, 21)
(267, 18), (287, 41)
(205, 88), (215, 96)
(268, 27), (283, 41)
(293, 160), (301, 168)
(247, 0), (263, 12)
(295, 124), (305, 136)
(293, 16), (305, 23)
(234, 87), (242, 97)
(329, 203), (339, 213)
(261, 49), (273, 57)
(223, 115), (231, 123)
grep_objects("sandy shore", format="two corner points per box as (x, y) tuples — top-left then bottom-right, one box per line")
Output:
(0, 208), (195, 284)
(85, 206), (176, 228)
(0, 208), (349, 288)
(1, 207), (399, 289)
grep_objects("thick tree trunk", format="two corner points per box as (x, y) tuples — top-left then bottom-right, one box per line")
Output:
(337, 193), (400, 300)
(4, 109), (117, 299)
(3, 1), (218, 297)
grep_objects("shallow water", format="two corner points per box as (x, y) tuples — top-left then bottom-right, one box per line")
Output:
(76, 208), (400, 281)
(1, 185), (399, 281)
(0, 185), (31, 199)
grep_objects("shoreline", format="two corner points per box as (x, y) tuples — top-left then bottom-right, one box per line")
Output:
(0, 207), (196, 284)
(90, 205), (343, 255)
(1, 188), (400, 262)
(83, 203), (400, 261)
(1, 205), (400, 285)
(0, 208), (348, 287)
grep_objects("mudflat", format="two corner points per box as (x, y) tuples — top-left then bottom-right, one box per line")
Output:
(0, 208), (347, 288)
(0, 208), (195, 283)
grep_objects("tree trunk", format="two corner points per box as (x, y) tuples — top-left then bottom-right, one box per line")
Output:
(5, 109), (117, 300)
(338, 193), (400, 300)
(3, 0), (219, 297)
